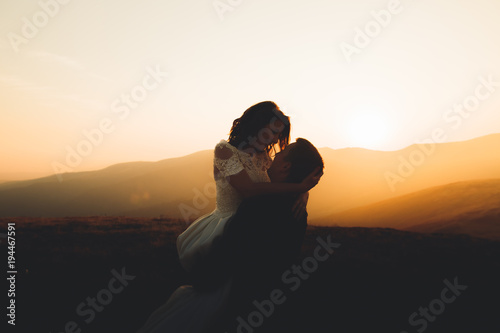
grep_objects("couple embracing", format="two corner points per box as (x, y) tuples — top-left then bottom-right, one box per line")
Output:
(137, 101), (324, 333)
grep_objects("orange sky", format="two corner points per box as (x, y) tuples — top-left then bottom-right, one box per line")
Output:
(1, 0), (499, 181)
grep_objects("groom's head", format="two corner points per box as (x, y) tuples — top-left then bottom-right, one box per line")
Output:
(268, 138), (324, 183)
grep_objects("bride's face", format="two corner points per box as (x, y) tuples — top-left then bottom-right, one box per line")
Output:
(255, 120), (285, 149)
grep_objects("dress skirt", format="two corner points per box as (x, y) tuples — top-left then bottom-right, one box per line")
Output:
(177, 209), (234, 272)
(136, 281), (232, 333)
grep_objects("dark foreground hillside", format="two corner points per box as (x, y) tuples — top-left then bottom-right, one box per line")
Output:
(2, 217), (499, 333)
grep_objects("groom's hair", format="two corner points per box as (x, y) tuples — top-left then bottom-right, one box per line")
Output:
(284, 138), (324, 183)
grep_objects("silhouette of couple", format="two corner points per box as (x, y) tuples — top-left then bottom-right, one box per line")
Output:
(137, 101), (324, 332)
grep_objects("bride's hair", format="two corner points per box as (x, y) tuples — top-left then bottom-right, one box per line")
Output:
(228, 101), (290, 154)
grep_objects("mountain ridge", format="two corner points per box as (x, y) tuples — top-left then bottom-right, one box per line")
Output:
(1, 134), (499, 232)
(311, 178), (500, 240)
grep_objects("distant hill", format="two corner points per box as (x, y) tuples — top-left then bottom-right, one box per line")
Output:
(1, 133), (500, 221)
(0, 150), (215, 219)
(308, 133), (500, 218)
(312, 179), (500, 240)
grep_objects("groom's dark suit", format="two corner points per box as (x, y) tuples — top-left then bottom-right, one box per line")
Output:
(191, 193), (307, 332)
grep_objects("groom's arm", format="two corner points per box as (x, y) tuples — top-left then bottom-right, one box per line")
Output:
(190, 194), (306, 292)
(223, 194), (308, 308)
(224, 194), (307, 270)
(189, 195), (285, 291)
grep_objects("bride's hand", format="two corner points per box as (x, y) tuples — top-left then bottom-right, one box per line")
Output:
(299, 167), (323, 192)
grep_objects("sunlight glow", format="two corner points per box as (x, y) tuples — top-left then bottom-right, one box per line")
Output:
(346, 112), (390, 150)
(1, 0), (499, 179)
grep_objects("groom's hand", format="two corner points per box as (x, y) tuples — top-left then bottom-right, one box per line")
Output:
(299, 167), (324, 192)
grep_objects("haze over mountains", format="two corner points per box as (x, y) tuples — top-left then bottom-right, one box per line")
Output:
(0, 150), (215, 218)
(314, 179), (500, 240)
(307, 133), (500, 218)
(1, 133), (499, 237)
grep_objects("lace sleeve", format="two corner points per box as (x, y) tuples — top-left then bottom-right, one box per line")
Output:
(214, 142), (245, 177)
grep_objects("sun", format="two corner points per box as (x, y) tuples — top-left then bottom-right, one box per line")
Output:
(346, 112), (390, 150)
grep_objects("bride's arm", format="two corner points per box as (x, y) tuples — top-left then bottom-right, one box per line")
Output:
(227, 168), (321, 198)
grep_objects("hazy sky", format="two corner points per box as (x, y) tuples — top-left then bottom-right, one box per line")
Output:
(1, 0), (499, 180)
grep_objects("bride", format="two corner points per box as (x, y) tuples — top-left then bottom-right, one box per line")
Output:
(136, 101), (319, 333)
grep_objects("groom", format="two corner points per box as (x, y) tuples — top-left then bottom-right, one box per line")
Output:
(192, 138), (324, 332)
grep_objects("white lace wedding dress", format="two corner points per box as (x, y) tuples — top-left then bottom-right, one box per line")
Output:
(177, 139), (271, 272)
(136, 140), (271, 333)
